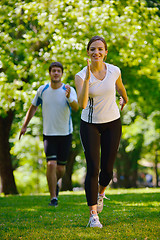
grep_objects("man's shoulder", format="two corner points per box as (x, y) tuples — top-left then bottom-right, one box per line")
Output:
(61, 83), (66, 91)
(38, 83), (50, 96)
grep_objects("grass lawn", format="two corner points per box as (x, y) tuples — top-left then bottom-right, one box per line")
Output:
(0, 188), (160, 240)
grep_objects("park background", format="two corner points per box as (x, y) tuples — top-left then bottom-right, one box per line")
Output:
(0, 0), (160, 195)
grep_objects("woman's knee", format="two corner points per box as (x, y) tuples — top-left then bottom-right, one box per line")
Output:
(99, 171), (113, 187)
(87, 165), (99, 178)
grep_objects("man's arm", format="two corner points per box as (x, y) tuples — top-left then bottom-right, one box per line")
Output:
(68, 100), (79, 112)
(65, 84), (79, 112)
(19, 104), (38, 140)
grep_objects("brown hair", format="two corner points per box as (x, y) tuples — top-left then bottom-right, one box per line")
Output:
(87, 36), (107, 51)
(49, 62), (63, 73)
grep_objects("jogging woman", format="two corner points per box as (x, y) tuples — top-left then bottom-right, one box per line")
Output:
(75, 36), (128, 228)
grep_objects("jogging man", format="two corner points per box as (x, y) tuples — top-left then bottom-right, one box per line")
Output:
(19, 62), (79, 206)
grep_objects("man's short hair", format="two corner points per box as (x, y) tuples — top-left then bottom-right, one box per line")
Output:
(49, 62), (64, 73)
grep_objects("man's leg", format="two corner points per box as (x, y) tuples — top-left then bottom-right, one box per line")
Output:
(56, 134), (72, 192)
(45, 134), (72, 205)
(46, 160), (57, 199)
(47, 162), (66, 199)
(56, 164), (66, 182)
(56, 165), (66, 181)
(56, 165), (66, 196)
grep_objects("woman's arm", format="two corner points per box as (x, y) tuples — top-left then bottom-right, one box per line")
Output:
(116, 74), (128, 111)
(75, 59), (90, 109)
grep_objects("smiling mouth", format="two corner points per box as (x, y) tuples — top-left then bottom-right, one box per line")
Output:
(93, 56), (101, 59)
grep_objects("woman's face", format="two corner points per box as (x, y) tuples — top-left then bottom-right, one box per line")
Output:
(87, 40), (108, 62)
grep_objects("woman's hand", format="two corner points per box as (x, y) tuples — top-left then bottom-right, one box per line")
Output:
(119, 96), (127, 111)
(75, 59), (90, 109)
(85, 59), (91, 81)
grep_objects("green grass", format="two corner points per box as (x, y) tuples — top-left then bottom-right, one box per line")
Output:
(0, 188), (160, 240)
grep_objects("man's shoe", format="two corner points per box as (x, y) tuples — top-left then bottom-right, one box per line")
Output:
(97, 194), (110, 214)
(49, 198), (58, 207)
(87, 214), (103, 228)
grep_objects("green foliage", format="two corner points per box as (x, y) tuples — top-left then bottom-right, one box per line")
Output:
(115, 104), (160, 187)
(11, 124), (47, 193)
(123, 108), (160, 162)
(1, 0), (159, 112)
(0, 188), (160, 239)
(0, 0), (159, 190)
(1, 0), (159, 111)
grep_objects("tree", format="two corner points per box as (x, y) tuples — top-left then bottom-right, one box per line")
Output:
(0, 0), (159, 193)
(0, 110), (18, 194)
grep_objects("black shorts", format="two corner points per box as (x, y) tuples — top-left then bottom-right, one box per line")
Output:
(43, 134), (72, 165)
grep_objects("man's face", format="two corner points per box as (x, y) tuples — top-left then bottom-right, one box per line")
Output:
(49, 67), (63, 83)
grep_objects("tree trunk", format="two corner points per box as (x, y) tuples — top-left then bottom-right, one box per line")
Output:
(130, 168), (138, 188)
(115, 152), (124, 188)
(0, 110), (18, 195)
(154, 151), (159, 187)
(61, 149), (79, 191)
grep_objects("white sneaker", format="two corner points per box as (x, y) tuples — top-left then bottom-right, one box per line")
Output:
(87, 214), (103, 228)
(97, 194), (110, 214)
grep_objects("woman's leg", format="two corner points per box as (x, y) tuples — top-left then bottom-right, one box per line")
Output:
(80, 121), (103, 227)
(80, 120), (100, 208)
(99, 118), (122, 192)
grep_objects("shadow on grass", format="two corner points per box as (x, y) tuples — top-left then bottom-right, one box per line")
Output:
(0, 189), (160, 229)
(0, 190), (160, 240)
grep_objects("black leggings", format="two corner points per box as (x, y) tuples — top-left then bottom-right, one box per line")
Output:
(80, 118), (122, 206)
